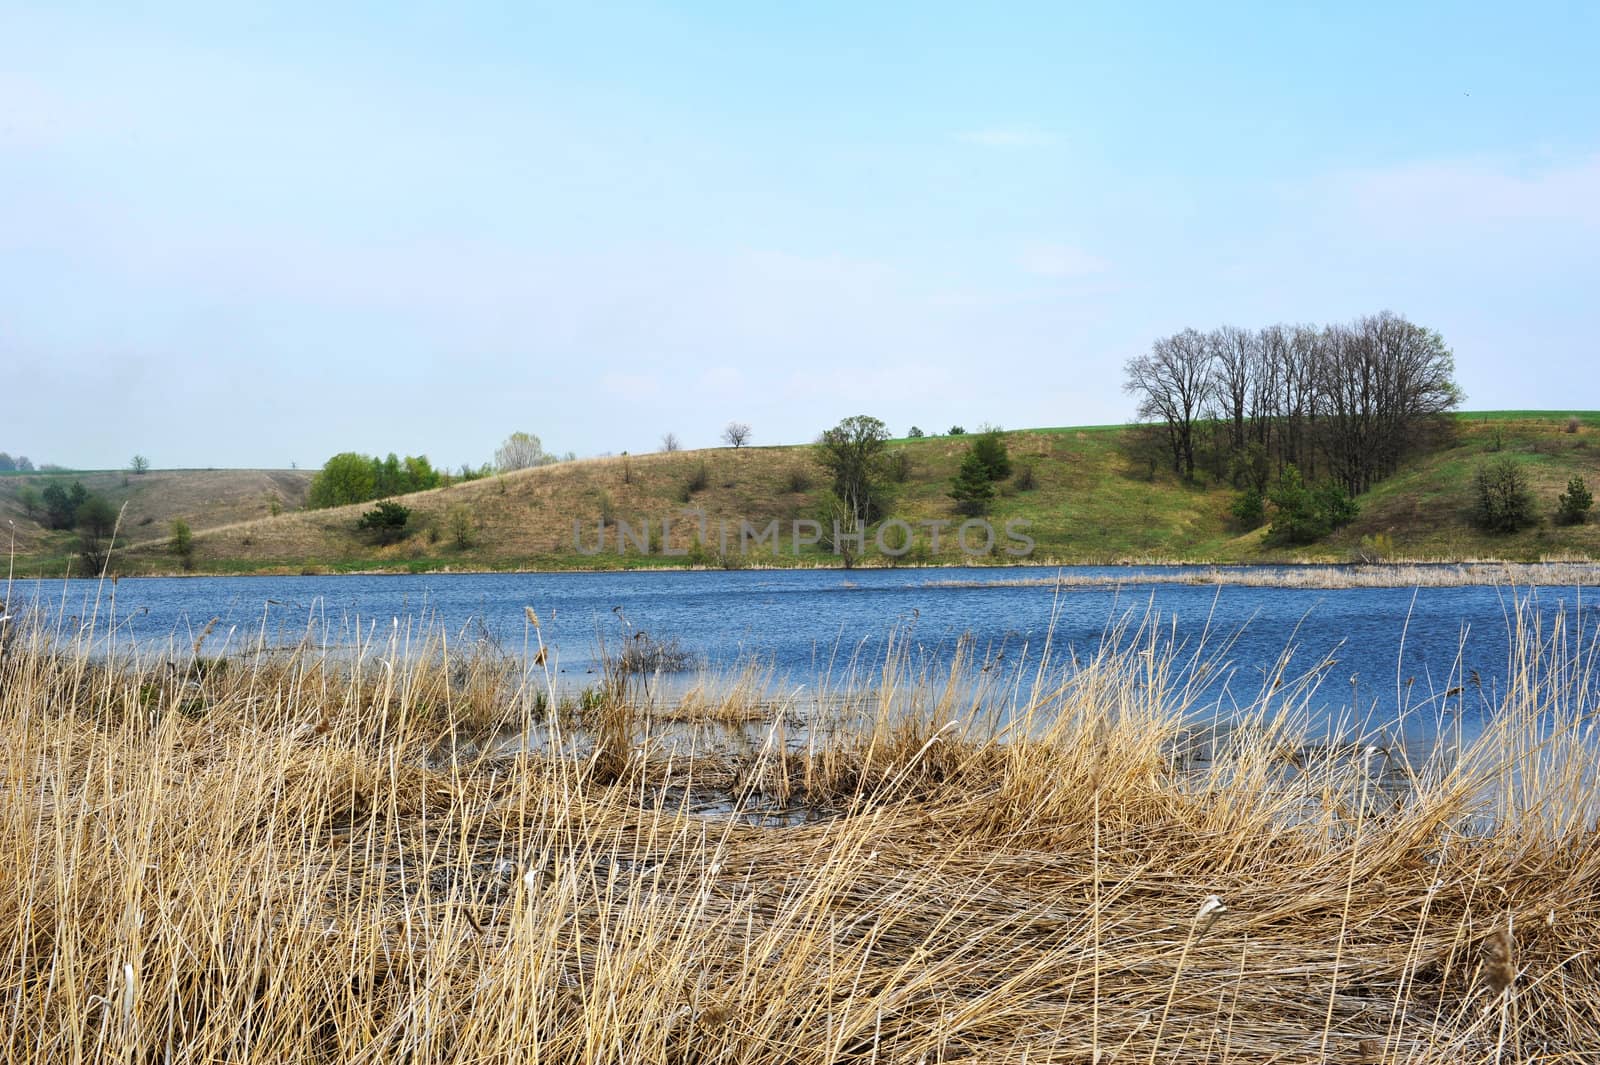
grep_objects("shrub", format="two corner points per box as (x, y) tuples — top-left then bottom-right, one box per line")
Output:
(1013, 462), (1037, 491)
(356, 500), (411, 543)
(1565, 416), (1581, 435)
(1353, 532), (1395, 563)
(906, 426), (925, 438)
(784, 467), (811, 493)
(1472, 458), (1536, 533)
(447, 504), (476, 547)
(886, 450), (912, 484)
(684, 461), (709, 495)
(170, 519), (194, 569)
(1557, 476), (1593, 525)
(947, 425), (966, 436)
(1230, 488), (1265, 530)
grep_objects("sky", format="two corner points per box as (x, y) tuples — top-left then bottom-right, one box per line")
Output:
(2, 1), (1597, 470)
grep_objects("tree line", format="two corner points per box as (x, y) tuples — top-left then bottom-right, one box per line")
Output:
(1123, 311), (1463, 497)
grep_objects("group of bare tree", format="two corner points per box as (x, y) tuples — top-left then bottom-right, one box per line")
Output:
(1123, 311), (1463, 495)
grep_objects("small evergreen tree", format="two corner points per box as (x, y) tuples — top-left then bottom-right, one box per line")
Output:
(356, 500), (411, 544)
(969, 428), (1012, 481)
(949, 450), (996, 516)
(1557, 476), (1593, 525)
(1264, 466), (1360, 545)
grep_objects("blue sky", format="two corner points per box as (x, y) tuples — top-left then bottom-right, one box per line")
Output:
(3, 2), (1596, 469)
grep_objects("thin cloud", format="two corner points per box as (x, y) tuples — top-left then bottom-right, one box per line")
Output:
(958, 126), (1057, 148)
(1312, 153), (1600, 232)
(1020, 244), (1109, 278)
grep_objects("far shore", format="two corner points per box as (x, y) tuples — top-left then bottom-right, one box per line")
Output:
(13, 556), (1597, 588)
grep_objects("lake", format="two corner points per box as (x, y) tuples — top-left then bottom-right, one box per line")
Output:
(7, 566), (1597, 745)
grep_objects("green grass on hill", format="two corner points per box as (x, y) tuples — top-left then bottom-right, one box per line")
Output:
(2, 413), (1595, 576)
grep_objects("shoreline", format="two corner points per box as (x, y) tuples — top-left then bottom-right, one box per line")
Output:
(12, 557), (1598, 587)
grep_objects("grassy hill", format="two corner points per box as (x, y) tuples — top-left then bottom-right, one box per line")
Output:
(0, 468), (313, 573)
(3, 413), (1597, 577)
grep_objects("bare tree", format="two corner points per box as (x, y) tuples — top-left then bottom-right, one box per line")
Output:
(1315, 312), (1461, 495)
(1208, 326), (1257, 454)
(660, 432), (681, 453)
(129, 454), (150, 475)
(721, 422), (752, 448)
(1123, 329), (1214, 479)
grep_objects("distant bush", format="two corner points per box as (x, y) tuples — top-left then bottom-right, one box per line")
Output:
(1265, 466), (1359, 545)
(15, 484), (40, 519)
(40, 480), (88, 530)
(1472, 458), (1536, 533)
(356, 500), (411, 544)
(947, 425), (966, 436)
(885, 450), (912, 484)
(170, 519), (194, 570)
(1013, 462), (1037, 491)
(1565, 416), (1581, 435)
(447, 504), (476, 547)
(784, 467), (811, 493)
(906, 426), (925, 439)
(685, 461), (709, 495)
(1352, 532), (1395, 563)
(1557, 476), (1593, 526)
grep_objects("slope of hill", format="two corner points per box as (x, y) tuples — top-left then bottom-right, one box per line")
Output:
(2, 414), (1596, 577)
(0, 469), (312, 571)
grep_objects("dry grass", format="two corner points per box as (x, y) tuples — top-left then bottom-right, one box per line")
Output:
(2, 595), (1599, 1062)
(924, 561), (1600, 590)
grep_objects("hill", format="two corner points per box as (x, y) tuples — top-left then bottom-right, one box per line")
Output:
(2, 414), (1596, 576)
(0, 468), (312, 572)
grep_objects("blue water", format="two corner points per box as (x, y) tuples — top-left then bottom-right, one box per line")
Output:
(8, 567), (1597, 740)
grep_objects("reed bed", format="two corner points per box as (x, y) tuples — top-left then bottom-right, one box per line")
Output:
(2, 596), (1599, 1063)
(923, 561), (1600, 591)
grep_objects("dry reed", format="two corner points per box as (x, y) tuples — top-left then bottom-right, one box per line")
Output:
(1, 593), (1598, 1063)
